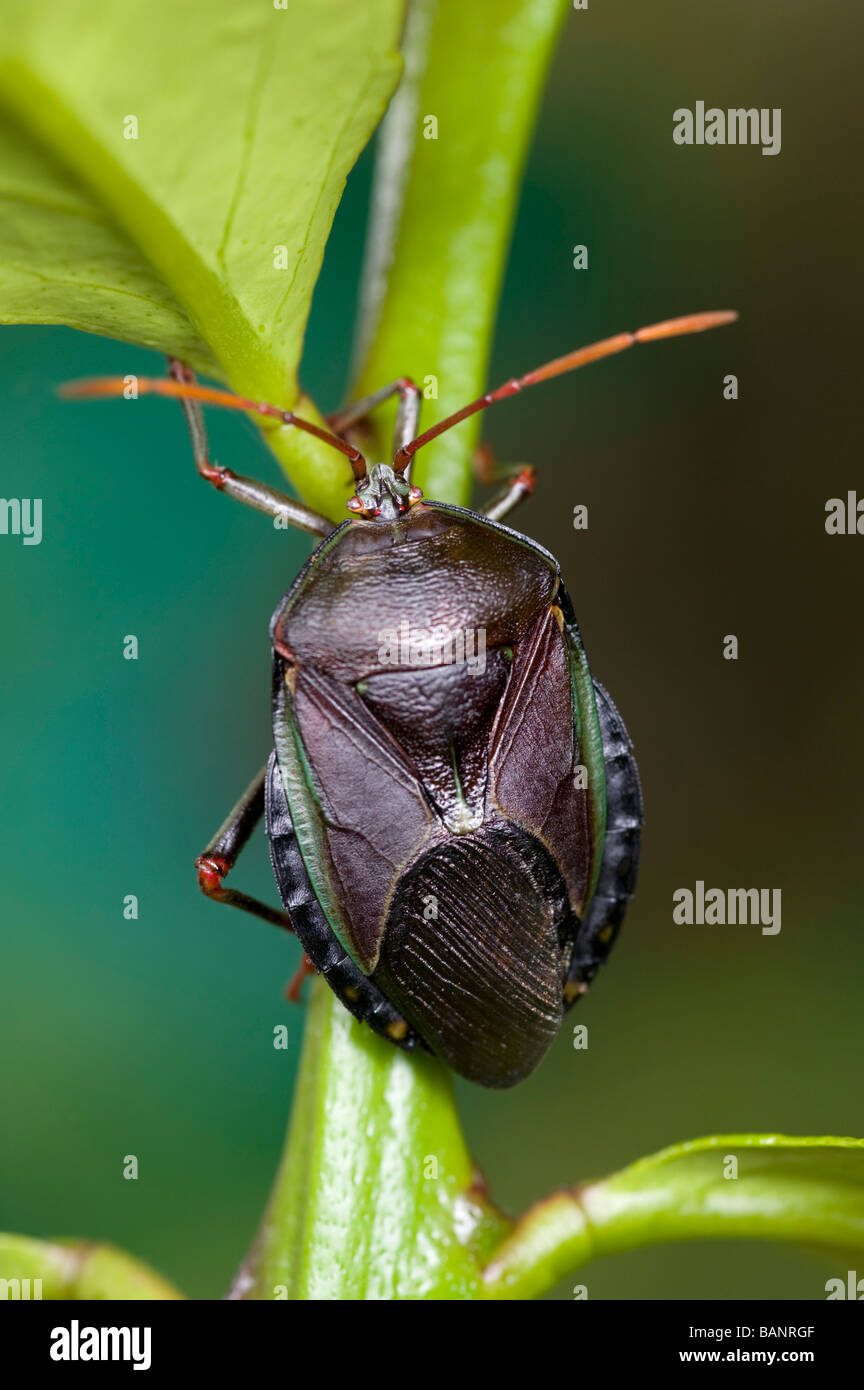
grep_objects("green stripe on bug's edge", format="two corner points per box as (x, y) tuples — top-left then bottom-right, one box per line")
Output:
(566, 623), (607, 906)
(272, 682), (365, 970)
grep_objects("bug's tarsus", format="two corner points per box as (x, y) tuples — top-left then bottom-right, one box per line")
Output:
(393, 309), (738, 470)
(195, 764), (298, 933)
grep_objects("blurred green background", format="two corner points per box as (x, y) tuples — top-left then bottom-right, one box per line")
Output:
(2, 1), (862, 1299)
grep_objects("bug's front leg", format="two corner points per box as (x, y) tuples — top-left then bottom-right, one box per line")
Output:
(166, 359), (334, 537)
(474, 442), (536, 522)
(327, 377), (421, 456)
(195, 764), (296, 932)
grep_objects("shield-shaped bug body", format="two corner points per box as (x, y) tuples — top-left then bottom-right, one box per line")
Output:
(268, 501), (641, 1086)
(64, 310), (735, 1087)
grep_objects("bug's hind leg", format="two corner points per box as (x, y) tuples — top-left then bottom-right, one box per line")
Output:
(195, 764), (298, 932)
(285, 952), (315, 1002)
(565, 680), (644, 1004)
(265, 753), (420, 1051)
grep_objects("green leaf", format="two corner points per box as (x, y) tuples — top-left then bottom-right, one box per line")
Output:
(351, 0), (571, 506)
(483, 1135), (864, 1299)
(0, 1233), (183, 1299)
(0, 114), (219, 375)
(0, 0), (405, 517)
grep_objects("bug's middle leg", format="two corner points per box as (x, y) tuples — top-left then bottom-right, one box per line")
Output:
(327, 377), (421, 456)
(195, 763), (297, 932)
(474, 442), (536, 522)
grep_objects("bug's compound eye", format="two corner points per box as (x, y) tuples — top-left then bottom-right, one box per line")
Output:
(347, 491), (378, 518)
(348, 476), (379, 516)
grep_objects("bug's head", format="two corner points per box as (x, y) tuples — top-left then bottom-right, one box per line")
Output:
(347, 463), (423, 522)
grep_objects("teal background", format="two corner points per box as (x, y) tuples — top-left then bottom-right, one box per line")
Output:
(1, 2), (862, 1299)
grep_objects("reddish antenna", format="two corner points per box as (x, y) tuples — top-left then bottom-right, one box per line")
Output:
(393, 310), (738, 472)
(60, 376), (368, 480)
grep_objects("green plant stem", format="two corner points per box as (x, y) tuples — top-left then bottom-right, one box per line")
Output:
(351, 0), (570, 503)
(275, 0), (572, 518)
(232, 981), (509, 1299)
(482, 1135), (864, 1299)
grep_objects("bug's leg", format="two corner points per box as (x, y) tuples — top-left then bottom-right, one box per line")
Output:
(162, 359), (334, 537)
(62, 362), (368, 536)
(483, 468), (536, 523)
(284, 953), (315, 1002)
(473, 443), (537, 522)
(327, 377), (421, 457)
(195, 764), (297, 932)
